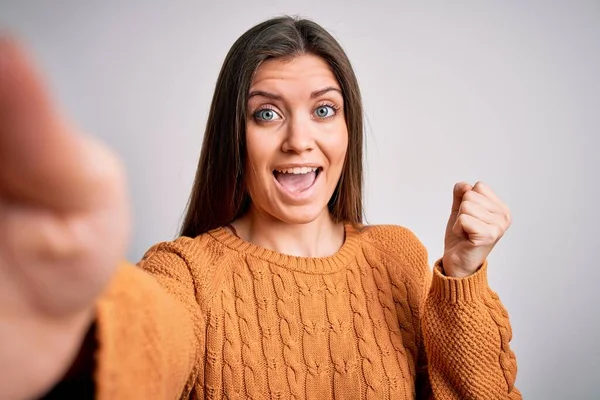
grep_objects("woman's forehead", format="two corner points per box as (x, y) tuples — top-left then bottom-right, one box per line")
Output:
(249, 54), (341, 95)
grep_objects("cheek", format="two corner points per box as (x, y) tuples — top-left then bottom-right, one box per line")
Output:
(244, 128), (277, 195)
(325, 125), (349, 167)
(245, 128), (261, 162)
(339, 131), (349, 160)
(245, 128), (271, 170)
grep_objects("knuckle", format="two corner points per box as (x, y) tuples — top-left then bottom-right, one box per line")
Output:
(462, 191), (475, 202)
(494, 226), (504, 240)
(460, 201), (476, 215)
(498, 207), (512, 227)
(457, 213), (469, 223)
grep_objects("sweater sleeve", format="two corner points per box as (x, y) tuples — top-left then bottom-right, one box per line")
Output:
(93, 240), (205, 399)
(418, 256), (521, 399)
(361, 224), (521, 398)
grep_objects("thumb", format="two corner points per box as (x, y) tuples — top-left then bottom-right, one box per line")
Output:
(450, 181), (473, 215)
(0, 37), (121, 211)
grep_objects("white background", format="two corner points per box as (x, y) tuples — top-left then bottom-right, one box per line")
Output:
(2, 1), (599, 398)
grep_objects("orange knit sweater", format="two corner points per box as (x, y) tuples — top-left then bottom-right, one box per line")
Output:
(93, 224), (520, 399)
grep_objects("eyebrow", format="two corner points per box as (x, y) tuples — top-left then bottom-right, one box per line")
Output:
(248, 86), (342, 100)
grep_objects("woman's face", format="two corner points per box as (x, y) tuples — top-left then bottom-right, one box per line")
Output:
(244, 54), (348, 225)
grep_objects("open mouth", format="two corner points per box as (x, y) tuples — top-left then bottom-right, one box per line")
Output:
(273, 166), (322, 193)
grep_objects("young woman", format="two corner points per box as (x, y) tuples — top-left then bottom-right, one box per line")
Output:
(0, 16), (520, 399)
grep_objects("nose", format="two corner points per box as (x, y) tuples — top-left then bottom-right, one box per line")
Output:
(281, 115), (315, 154)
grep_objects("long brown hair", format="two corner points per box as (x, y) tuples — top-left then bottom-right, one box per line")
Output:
(180, 16), (364, 237)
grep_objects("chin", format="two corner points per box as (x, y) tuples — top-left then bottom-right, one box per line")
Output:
(272, 203), (330, 225)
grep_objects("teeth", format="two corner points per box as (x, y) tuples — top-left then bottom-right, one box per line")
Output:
(274, 167), (318, 174)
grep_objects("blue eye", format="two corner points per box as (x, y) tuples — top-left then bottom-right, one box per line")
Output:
(254, 109), (281, 121)
(314, 105), (336, 118)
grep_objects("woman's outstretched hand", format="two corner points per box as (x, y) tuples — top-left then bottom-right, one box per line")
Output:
(442, 182), (512, 278)
(0, 39), (130, 398)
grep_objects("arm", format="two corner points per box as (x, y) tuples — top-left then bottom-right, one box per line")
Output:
(40, 322), (97, 399)
(417, 258), (521, 399)
(414, 181), (520, 398)
(0, 40), (203, 399)
(95, 252), (202, 399)
(361, 224), (519, 398)
(42, 241), (206, 400)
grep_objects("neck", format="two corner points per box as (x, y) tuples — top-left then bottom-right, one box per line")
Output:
(231, 207), (345, 258)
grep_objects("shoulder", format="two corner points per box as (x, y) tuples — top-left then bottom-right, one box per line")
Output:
(141, 228), (239, 267)
(357, 224), (431, 283)
(137, 230), (236, 309)
(358, 224), (428, 262)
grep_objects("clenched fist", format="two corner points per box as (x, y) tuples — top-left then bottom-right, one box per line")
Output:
(442, 181), (512, 278)
(0, 39), (130, 398)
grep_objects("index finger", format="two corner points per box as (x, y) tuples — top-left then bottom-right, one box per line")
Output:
(472, 181), (504, 206)
(0, 37), (115, 211)
(451, 181), (473, 213)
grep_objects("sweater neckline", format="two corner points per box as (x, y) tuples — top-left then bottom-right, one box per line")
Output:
(208, 223), (361, 274)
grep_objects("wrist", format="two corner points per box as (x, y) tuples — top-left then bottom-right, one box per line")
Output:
(0, 308), (94, 399)
(441, 256), (482, 278)
(432, 259), (490, 302)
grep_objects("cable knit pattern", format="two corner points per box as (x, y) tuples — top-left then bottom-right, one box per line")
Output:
(221, 270), (243, 398)
(359, 248), (410, 398)
(322, 270), (359, 400)
(248, 256), (286, 399)
(484, 291), (519, 398)
(346, 263), (381, 399)
(295, 272), (331, 400)
(93, 224), (521, 399)
(271, 265), (306, 399)
(232, 257), (266, 399)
